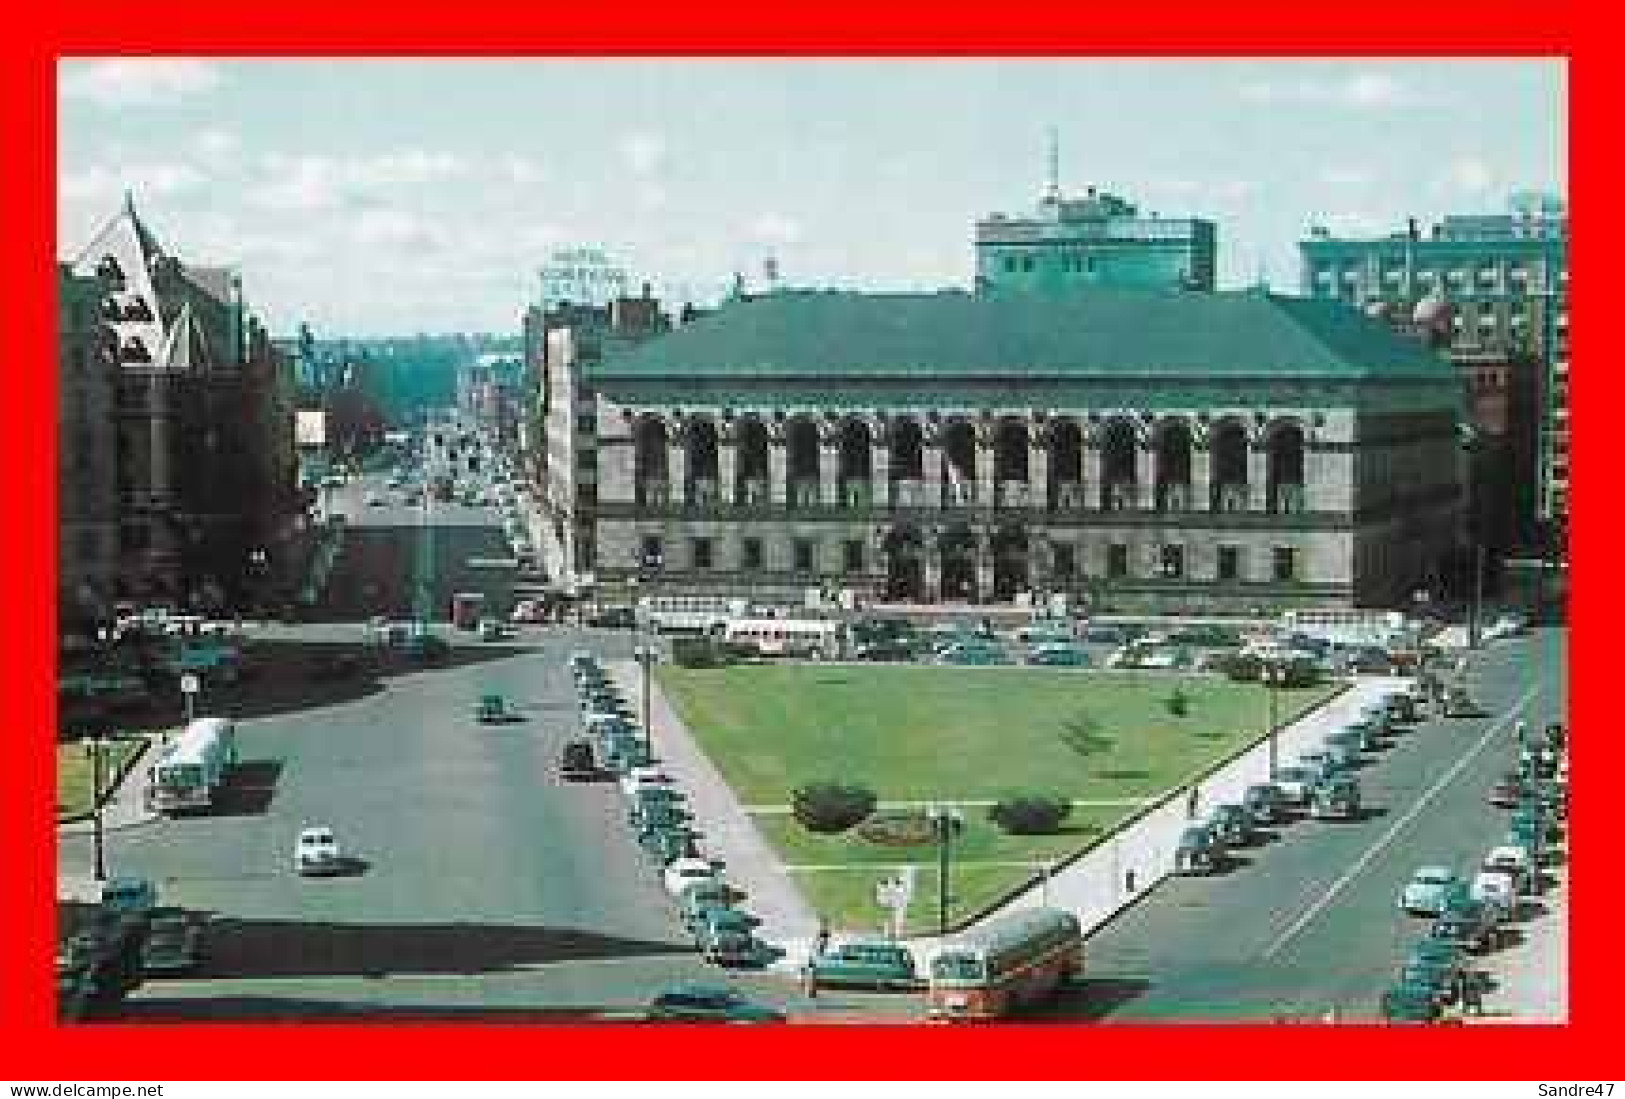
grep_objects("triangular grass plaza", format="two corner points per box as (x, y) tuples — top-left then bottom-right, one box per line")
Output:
(659, 664), (1338, 934)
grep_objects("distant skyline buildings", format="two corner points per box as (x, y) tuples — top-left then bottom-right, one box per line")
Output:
(58, 58), (1566, 335)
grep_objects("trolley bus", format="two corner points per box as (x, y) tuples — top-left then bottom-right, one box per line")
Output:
(635, 595), (749, 635)
(721, 617), (844, 659)
(146, 717), (238, 814)
(926, 906), (1083, 1020)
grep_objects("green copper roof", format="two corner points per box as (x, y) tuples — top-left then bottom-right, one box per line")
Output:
(585, 288), (1453, 384)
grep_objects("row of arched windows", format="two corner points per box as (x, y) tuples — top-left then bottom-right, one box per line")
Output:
(629, 413), (1310, 515)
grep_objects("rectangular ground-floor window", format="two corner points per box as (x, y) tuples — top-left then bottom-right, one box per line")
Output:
(793, 539), (815, 573)
(1107, 543), (1129, 579)
(843, 539), (865, 574)
(1052, 542), (1076, 581)
(741, 537), (763, 571)
(640, 535), (663, 571)
(1217, 545), (1241, 581)
(1273, 546), (1297, 583)
(691, 537), (713, 570)
(1160, 544), (1185, 580)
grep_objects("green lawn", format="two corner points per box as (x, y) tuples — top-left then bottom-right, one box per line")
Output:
(659, 664), (1338, 932)
(56, 739), (146, 819)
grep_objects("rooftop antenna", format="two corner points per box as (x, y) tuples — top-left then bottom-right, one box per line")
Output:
(1045, 126), (1061, 202)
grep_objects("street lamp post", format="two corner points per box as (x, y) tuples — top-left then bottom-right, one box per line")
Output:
(634, 643), (657, 760)
(927, 804), (962, 936)
(85, 733), (108, 883)
(1265, 665), (1281, 780)
(1469, 543), (1487, 650)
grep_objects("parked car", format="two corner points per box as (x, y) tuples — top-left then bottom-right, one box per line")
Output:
(808, 940), (920, 990)
(1174, 824), (1223, 875)
(1025, 642), (1093, 667)
(99, 876), (157, 916)
(620, 765), (673, 800)
(1310, 774), (1361, 821)
(1380, 981), (1443, 1023)
(1207, 803), (1256, 847)
(1399, 866), (1465, 917)
(559, 739), (599, 781)
(1431, 898), (1502, 953)
(694, 908), (764, 965)
(294, 826), (343, 876)
(1242, 782), (1288, 826)
(645, 984), (785, 1023)
(1404, 938), (1468, 1004)
(1482, 845), (1535, 894)
(1272, 766), (1317, 807)
(140, 912), (202, 974)
(663, 857), (719, 897)
(475, 693), (515, 724)
(1442, 687), (1480, 717)
(586, 605), (638, 629)
(1471, 869), (1519, 918)
(402, 632), (450, 664)
(679, 880), (736, 932)
(1322, 733), (1363, 770)
(936, 642), (1010, 666)
(477, 618), (514, 641)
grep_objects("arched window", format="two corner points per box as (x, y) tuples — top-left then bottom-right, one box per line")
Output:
(942, 420), (978, 507)
(1210, 419), (1249, 512)
(735, 418), (769, 506)
(1267, 422), (1307, 514)
(786, 417), (820, 511)
(633, 417), (669, 507)
(1154, 420), (1194, 511)
(993, 417), (1030, 508)
(685, 419), (719, 507)
(888, 418), (924, 506)
(1049, 419), (1083, 510)
(1100, 418), (1137, 511)
(837, 419), (873, 507)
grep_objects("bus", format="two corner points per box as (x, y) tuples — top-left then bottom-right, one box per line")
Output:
(146, 717), (238, 814)
(721, 617), (844, 659)
(926, 906), (1083, 1021)
(635, 595), (749, 635)
(1279, 608), (1415, 650)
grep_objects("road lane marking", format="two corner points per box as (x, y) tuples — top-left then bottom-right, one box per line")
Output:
(1260, 683), (1543, 961)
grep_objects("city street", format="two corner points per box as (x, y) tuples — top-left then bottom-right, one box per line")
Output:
(1067, 626), (1567, 1022)
(58, 470), (906, 1020)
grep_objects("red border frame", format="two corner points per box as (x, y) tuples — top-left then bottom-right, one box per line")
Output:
(4, 0), (1605, 1080)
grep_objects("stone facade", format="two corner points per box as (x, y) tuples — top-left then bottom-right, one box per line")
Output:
(542, 289), (1465, 613)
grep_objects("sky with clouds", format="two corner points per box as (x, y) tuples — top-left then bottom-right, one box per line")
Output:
(58, 58), (1566, 337)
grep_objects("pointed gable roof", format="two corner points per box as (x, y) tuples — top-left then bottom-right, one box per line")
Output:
(157, 301), (215, 372)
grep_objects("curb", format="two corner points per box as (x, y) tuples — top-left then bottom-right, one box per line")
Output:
(56, 736), (155, 831)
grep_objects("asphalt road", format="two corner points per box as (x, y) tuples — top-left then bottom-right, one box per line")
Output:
(1058, 624), (1567, 1023)
(61, 470), (909, 1021)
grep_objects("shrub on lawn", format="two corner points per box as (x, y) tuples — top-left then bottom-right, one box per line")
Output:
(1166, 688), (1190, 717)
(792, 781), (878, 833)
(670, 637), (736, 668)
(988, 794), (1073, 835)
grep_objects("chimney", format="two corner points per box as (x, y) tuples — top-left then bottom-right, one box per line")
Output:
(1407, 217), (1419, 241)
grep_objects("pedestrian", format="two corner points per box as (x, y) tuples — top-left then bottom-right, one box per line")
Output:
(1463, 971), (1485, 1016)
(1186, 784), (1200, 820)
(814, 919), (831, 958)
(801, 959), (819, 999)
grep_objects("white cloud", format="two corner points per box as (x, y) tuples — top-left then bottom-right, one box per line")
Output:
(352, 207), (441, 250)
(1239, 71), (1414, 110)
(248, 150), (467, 211)
(501, 155), (547, 185)
(193, 128), (241, 162)
(634, 181), (668, 210)
(60, 162), (206, 203)
(61, 59), (222, 107)
(619, 132), (667, 176)
(746, 212), (805, 245)
(1318, 167), (1373, 187)
(1442, 155), (1496, 194)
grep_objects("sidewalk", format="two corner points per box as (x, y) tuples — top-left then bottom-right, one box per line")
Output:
(604, 661), (819, 957)
(59, 734), (161, 904)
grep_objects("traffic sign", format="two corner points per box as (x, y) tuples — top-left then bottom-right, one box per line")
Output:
(179, 673), (200, 695)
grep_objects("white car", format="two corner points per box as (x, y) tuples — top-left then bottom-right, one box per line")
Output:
(295, 826), (343, 876)
(663, 857), (718, 897)
(621, 766), (673, 800)
(1483, 845), (1534, 892)
(1472, 869), (1519, 917)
